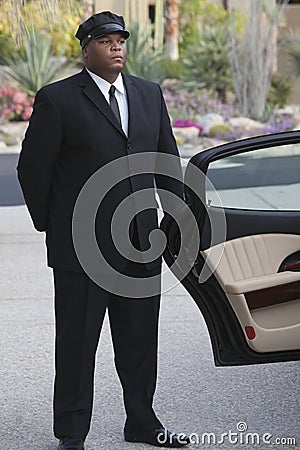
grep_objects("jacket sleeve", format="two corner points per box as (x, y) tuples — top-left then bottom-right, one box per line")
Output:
(17, 88), (63, 231)
(155, 85), (185, 213)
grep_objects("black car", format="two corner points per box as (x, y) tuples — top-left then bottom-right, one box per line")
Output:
(161, 130), (300, 366)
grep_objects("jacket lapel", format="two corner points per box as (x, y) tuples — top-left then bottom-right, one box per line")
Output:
(78, 69), (126, 137)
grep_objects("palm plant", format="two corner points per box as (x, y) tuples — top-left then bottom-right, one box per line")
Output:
(2, 29), (76, 95)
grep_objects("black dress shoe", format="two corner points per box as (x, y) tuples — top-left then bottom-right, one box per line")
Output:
(58, 437), (85, 450)
(124, 427), (190, 448)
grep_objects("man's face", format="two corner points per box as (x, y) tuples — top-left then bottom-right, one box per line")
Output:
(83, 32), (127, 82)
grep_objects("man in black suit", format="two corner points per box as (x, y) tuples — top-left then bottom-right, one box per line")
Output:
(17, 11), (189, 450)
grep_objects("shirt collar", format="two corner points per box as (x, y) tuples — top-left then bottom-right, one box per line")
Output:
(85, 68), (125, 96)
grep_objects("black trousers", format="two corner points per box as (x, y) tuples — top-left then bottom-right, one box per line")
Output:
(53, 266), (162, 440)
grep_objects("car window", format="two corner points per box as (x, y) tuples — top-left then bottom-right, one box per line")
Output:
(206, 143), (300, 210)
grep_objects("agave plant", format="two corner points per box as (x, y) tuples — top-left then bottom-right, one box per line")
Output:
(124, 21), (166, 84)
(2, 28), (76, 95)
(182, 23), (232, 102)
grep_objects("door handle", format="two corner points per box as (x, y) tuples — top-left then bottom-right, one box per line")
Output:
(283, 260), (300, 271)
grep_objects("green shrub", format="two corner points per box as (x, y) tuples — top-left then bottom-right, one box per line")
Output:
(260, 72), (292, 121)
(159, 58), (187, 81)
(267, 72), (292, 109)
(2, 29), (77, 95)
(182, 24), (232, 102)
(124, 21), (166, 83)
(0, 0), (82, 60)
(284, 32), (300, 77)
(209, 123), (233, 138)
(0, 4), (19, 60)
(178, 0), (245, 101)
(179, 0), (229, 51)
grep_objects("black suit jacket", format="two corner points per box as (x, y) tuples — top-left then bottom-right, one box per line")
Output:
(17, 69), (183, 273)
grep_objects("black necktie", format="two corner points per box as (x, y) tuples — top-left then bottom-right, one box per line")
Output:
(109, 85), (121, 125)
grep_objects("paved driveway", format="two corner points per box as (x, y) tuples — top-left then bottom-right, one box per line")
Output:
(0, 205), (299, 449)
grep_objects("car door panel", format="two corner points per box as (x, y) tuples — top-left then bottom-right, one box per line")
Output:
(201, 234), (300, 353)
(200, 208), (300, 249)
(161, 131), (300, 365)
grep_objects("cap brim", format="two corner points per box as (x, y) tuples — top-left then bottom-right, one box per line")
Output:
(81, 24), (130, 47)
(92, 29), (130, 40)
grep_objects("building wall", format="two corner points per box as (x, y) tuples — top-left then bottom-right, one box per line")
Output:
(94, 0), (125, 15)
(94, 0), (153, 24)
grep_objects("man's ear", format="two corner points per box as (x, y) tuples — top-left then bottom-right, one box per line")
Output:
(82, 45), (88, 58)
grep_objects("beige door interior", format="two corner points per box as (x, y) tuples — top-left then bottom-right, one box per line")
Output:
(201, 234), (300, 353)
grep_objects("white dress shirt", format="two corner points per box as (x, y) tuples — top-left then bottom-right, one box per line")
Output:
(85, 68), (129, 137)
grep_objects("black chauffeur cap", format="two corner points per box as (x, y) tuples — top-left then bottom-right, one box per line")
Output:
(75, 11), (130, 48)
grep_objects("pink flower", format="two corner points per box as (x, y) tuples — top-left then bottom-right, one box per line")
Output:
(2, 108), (13, 117)
(1, 86), (14, 97)
(12, 91), (28, 104)
(173, 118), (203, 132)
(0, 85), (34, 121)
(173, 118), (184, 127)
(22, 107), (33, 121)
(13, 104), (23, 114)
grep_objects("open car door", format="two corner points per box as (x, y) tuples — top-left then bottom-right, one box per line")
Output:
(161, 131), (300, 366)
